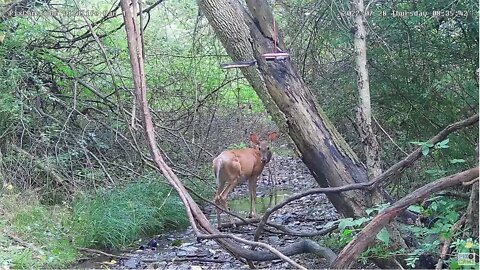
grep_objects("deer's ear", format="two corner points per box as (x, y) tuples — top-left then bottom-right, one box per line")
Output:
(268, 132), (277, 141)
(250, 133), (259, 145)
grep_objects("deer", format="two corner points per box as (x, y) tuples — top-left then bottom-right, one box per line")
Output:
(213, 132), (277, 227)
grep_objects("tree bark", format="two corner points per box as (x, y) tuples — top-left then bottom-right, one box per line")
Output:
(350, 2), (409, 267)
(352, 0), (382, 179)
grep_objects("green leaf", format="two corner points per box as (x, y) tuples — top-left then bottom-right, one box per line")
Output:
(376, 227), (390, 246)
(338, 218), (354, 231)
(407, 205), (423, 214)
(341, 228), (352, 236)
(425, 169), (447, 176)
(445, 211), (459, 223)
(450, 159), (465, 164)
(351, 217), (370, 227)
(421, 145), (430, 156)
(436, 139), (450, 149)
(449, 260), (460, 269)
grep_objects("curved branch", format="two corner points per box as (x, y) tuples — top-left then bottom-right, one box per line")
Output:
(332, 166), (479, 269)
(254, 182), (375, 241)
(199, 234), (337, 265)
(119, 1), (336, 269)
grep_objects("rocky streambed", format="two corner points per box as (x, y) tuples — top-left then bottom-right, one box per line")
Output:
(76, 156), (340, 269)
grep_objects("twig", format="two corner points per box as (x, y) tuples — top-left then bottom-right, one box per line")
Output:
(77, 247), (127, 259)
(373, 114), (408, 156)
(171, 257), (229, 263)
(266, 221), (339, 237)
(3, 229), (44, 256)
(254, 182), (374, 241)
(462, 178), (478, 186)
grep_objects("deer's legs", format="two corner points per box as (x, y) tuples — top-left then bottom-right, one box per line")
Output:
(215, 177), (239, 226)
(247, 177), (258, 218)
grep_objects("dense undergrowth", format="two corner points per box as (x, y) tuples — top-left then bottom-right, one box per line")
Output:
(0, 179), (193, 268)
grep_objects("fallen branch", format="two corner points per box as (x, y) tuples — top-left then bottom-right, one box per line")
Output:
(266, 221), (338, 237)
(332, 166), (479, 269)
(77, 247), (194, 264)
(198, 233), (307, 269)
(254, 183), (374, 241)
(218, 216), (338, 238)
(199, 233), (337, 265)
(171, 257), (229, 263)
(77, 247), (127, 259)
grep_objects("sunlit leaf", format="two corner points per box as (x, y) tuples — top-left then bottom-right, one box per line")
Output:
(376, 227), (390, 246)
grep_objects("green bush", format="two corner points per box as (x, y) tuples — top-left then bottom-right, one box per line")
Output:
(71, 179), (188, 249)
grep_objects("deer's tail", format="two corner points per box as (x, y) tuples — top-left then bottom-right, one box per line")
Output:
(213, 157), (223, 187)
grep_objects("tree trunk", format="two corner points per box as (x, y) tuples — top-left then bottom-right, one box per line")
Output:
(352, 0), (382, 179)
(350, 2), (409, 267)
(466, 182), (479, 238)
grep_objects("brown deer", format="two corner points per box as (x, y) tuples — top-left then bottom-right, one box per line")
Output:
(213, 132), (277, 226)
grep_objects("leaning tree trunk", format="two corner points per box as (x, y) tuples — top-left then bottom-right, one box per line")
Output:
(197, 0), (409, 267)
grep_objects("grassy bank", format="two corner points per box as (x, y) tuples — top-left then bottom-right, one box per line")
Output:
(0, 179), (190, 268)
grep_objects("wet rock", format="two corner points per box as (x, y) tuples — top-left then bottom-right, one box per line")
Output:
(147, 261), (167, 269)
(268, 236), (280, 244)
(179, 245), (198, 255)
(122, 257), (141, 269)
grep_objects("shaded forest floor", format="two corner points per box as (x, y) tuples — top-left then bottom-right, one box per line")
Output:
(75, 156), (341, 269)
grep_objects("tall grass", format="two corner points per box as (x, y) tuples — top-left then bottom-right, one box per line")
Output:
(71, 180), (188, 249)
